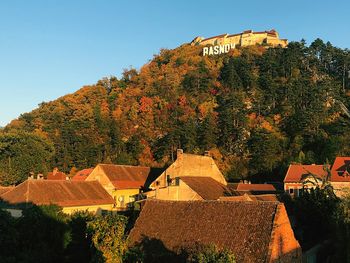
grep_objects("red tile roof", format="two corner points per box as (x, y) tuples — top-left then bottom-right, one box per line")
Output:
(72, 168), (94, 181)
(284, 164), (328, 183)
(111, 180), (145, 190)
(98, 164), (151, 189)
(331, 157), (350, 182)
(0, 186), (14, 196)
(47, 171), (67, 180)
(1, 180), (114, 207)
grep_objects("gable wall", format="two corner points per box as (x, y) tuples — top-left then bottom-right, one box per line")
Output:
(267, 204), (302, 263)
(86, 165), (114, 194)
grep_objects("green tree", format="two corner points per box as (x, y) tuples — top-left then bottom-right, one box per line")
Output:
(0, 132), (54, 185)
(88, 213), (128, 263)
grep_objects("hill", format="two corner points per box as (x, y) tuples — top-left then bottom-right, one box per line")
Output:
(2, 39), (350, 185)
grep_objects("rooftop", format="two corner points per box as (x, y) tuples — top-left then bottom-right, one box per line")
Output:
(0, 179), (114, 207)
(129, 200), (284, 262)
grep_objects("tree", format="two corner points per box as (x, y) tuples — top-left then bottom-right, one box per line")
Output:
(248, 129), (285, 178)
(87, 213), (128, 263)
(0, 132), (54, 185)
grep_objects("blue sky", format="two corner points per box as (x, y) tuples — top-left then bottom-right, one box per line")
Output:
(0, 0), (349, 126)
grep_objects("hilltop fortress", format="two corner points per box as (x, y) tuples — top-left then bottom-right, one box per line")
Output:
(191, 29), (288, 56)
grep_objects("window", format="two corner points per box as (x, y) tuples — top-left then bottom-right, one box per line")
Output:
(175, 177), (180, 186)
(289, 188), (294, 194)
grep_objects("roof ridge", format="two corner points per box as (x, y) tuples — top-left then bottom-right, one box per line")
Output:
(98, 163), (150, 168)
(26, 180), (30, 203)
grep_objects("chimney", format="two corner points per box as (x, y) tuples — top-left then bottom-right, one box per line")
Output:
(28, 172), (34, 180)
(53, 167), (59, 176)
(204, 151), (211, 157)
(177, 149), (183, 158)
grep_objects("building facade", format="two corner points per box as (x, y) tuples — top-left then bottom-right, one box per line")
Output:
(86, 164), (152, 210)
(191, 29), (288, 48)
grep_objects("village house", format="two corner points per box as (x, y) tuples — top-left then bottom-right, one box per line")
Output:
(85, 164), (158, 210)
(146, 149), (229, 200)
(191, 29), (288, 48)
(284, 164), (328, 197)
(330, 157), (350, 197)
(129, 200), (302, 263)
(0, 179), (114, 215)
(284, 158), (350, 197)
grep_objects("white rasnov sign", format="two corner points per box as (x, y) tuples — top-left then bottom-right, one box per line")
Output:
(203, 43), (236, 56)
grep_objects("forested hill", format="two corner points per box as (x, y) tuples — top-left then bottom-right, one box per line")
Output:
(3, 39), (350, 185)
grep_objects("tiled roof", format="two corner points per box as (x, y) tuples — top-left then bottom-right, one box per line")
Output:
(180, 177), (229, 200)
(284, 164), (328, 183)
(47, 171), (67, 180)
(98, 164), (151, 189)
(129, 200), (281, 262)
(331, 157), (350, 182)
(0, 186), (14, 196)
(72, 168), (94, 181)
(219, 194), (279, 202)
(235, 183), (277, 191)
(227, 183), (278, 194)
(0, 180), (114, 207)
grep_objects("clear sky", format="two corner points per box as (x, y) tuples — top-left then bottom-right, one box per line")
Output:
(0, 0), (349, 126)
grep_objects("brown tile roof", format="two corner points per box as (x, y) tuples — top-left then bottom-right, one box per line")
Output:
(218, 194), (280, 202)
(129, 200), (280, 262)
(180, 176), (229, 200)
(72, 168), (94, 181)
(0, 186), (14, 196)
(98, 164), (151, 189)
(252, 194), (280, 202)
(284, 164), (328, 183)
(0, 179), (114, 207)
(237, 183), (276, 191)
(218, 194), (253, 201)
(331, 157), (350, 182)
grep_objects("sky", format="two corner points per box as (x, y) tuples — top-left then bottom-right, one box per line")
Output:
(0, 0), (349, 126)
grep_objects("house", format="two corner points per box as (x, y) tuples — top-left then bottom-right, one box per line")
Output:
(47, 167), (68, 180)
(283, 164), (328, 197)
(147, 176), (230, 201)
(330, 157), (350, 197)
(129, 200), (302, 263)
(0, 179), (114, 215)
(72, 168), (94, 181)
(85, 164), (155, 210)
(147, 150), (228, 200)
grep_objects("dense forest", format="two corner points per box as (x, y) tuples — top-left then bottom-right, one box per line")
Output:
(1, 39), (350, 185)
